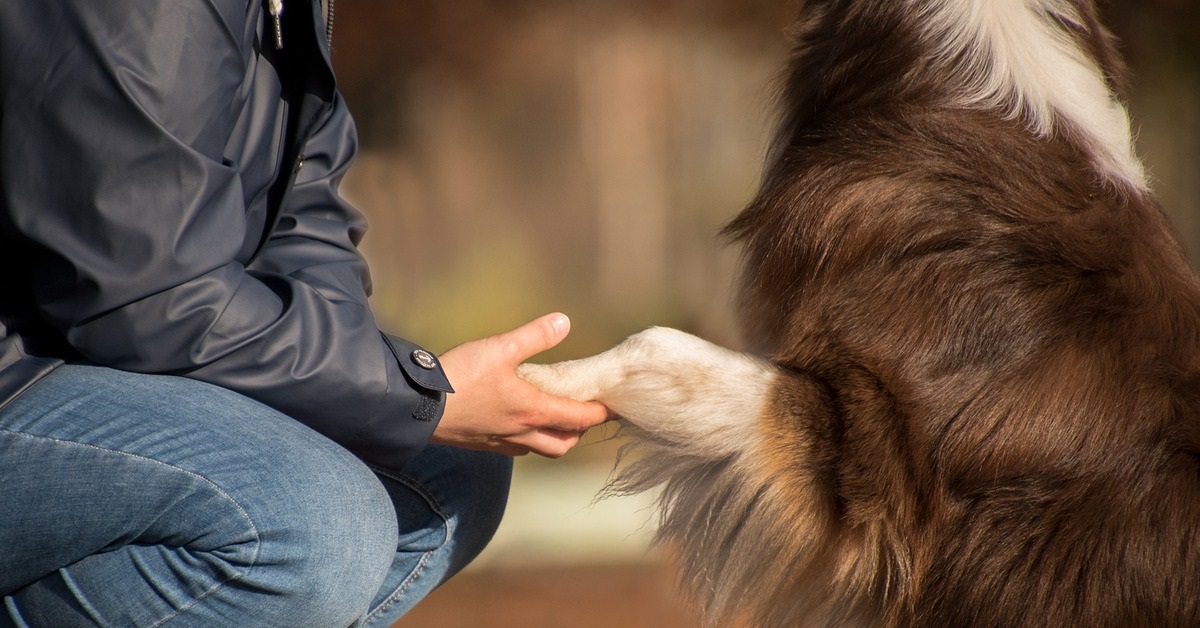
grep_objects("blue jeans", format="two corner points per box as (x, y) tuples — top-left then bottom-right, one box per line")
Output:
(0, 364), (512, 627)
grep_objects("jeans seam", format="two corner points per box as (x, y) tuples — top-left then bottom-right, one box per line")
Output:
(362, 466), (452, 625)
(0, 429), (263, 627)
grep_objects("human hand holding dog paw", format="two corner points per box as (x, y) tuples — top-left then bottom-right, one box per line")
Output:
(432, 313), (612, 458)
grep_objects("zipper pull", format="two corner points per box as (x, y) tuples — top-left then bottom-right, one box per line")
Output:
(269, 0), (284, 49)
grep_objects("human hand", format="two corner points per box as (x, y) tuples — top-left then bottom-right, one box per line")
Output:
(432, 313), (612, 458)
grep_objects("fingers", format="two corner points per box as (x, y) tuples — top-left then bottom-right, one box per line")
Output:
(522, 429), (582, 459)
(462, 425), (586, 459)
(459, 425), (595, 459)
(494, 313), (613, 430)
(513, 426), (597, 459)
(517, 400), (610, 458)
(492, 313), (572, 367)
(433, 312), (613, 459)
(527, 395), (611, 433)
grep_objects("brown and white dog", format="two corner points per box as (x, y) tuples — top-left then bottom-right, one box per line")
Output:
(519, 1), (1200, 626)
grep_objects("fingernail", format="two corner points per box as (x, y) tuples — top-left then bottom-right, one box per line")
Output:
(551, 314), (569, 335)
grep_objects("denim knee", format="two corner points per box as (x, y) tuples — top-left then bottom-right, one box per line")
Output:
(229, 437), (400, 627)
(402, 446), (513, 580)
(446, 450), (512, 571)
(0, 366), (405, 627)
(359, 447), (513, 625)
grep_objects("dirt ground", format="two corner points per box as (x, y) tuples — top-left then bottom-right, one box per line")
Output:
(390, 562), (698, 628)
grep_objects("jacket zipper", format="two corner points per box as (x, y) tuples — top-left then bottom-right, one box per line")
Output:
(324, 0), (335, 48)
(268, 0), (284, 49)
(268, 0), (333, 50)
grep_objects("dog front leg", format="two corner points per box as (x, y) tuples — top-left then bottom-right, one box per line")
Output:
(518, 327), (779, 456)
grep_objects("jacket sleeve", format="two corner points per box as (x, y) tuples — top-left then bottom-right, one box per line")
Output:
(0, 0), (447, 470)
(245, 82), (455, 467)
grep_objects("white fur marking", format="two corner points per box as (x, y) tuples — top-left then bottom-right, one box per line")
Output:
(917, 0), (1146, 188)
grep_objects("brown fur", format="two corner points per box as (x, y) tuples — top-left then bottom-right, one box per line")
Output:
(521, 1), (1200, 625)
(711, 1), (1200, 626)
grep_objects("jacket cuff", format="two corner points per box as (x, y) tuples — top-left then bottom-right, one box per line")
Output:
(382, 333), (452, 424)
(340, 333), (453, 472)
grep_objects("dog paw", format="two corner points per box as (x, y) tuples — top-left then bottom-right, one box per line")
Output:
(519, 327), (778, 450)
(516, 361), (603, 401)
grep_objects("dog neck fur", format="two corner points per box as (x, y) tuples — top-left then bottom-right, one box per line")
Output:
(916, 0), (1146, 189)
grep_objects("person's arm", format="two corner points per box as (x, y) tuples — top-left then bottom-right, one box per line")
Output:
(0, 0), (445, 469)
(1, 0), (608, 466)
(251, 95), (611, 458)
(243, 80), (459, 465)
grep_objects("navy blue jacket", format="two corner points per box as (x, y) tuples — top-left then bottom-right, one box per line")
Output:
(0, 0), (451, 470)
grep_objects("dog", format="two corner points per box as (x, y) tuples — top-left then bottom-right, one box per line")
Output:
(518, 1), (1200, 626)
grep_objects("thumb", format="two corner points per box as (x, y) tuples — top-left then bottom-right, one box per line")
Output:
(495, 313), (572, 366)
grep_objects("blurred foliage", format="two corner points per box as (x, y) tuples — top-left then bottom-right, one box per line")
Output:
(330, 0), (1200, 360)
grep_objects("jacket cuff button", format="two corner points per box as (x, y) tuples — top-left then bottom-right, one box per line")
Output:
(411, 349), (438, 370)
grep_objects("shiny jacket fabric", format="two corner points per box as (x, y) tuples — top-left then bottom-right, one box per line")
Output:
(0, 0), (451, 471)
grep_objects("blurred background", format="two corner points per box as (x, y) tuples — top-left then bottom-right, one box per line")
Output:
(323, 0), (1199, 625)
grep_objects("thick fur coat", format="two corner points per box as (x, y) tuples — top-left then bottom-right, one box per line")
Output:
(520, 1), (1200, 626)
